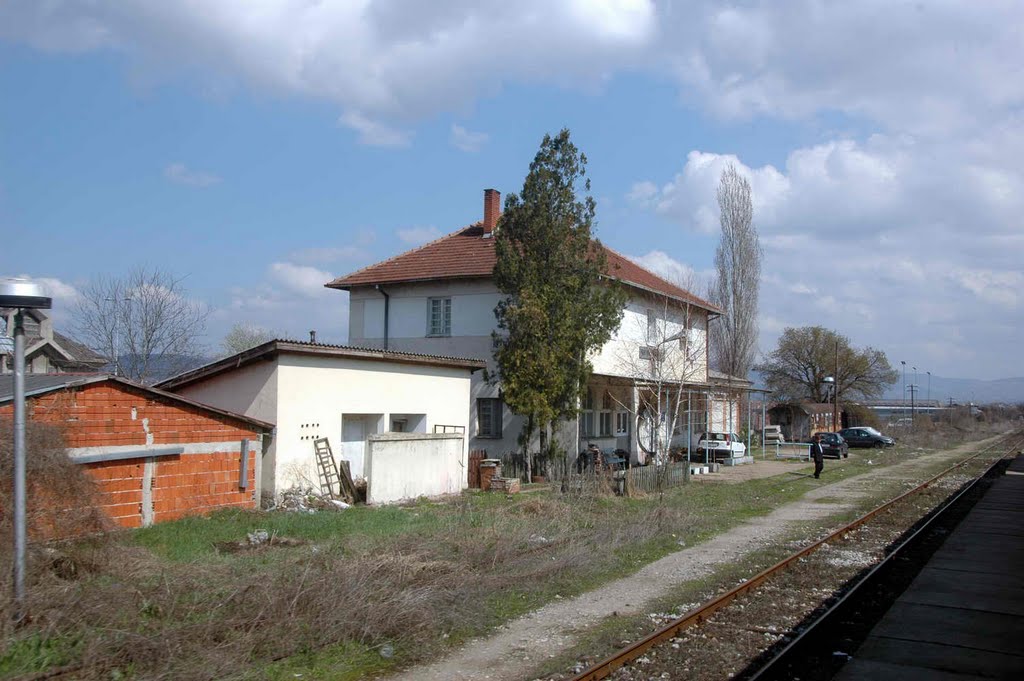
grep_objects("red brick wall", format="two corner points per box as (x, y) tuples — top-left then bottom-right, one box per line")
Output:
(2, 381), (263, 529)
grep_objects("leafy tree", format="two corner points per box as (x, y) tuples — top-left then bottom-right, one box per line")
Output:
(493, 129), (625, 478)
(221, 322), (275, 356)
(709, 163), (762, 379)
(72, 267), (208, 384)
(756, 326), (897, 402)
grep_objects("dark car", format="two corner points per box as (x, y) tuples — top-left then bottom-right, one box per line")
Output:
(838, 427), (895, 448)
(818, 432), (849, 458)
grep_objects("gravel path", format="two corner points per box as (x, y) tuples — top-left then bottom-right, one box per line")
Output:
(381, 438), (1001, 681)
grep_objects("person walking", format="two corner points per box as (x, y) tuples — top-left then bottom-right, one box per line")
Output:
(811, 433), (825, 479)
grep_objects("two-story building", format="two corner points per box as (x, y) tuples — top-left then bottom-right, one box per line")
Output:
(327, 189), (747, 465)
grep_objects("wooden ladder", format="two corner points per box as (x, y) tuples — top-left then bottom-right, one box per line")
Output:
(313, 438), (356, 503)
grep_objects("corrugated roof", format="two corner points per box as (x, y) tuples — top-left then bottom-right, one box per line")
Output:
(51, 331), (106, 364)
(326, 223), (721, 312)
(156, 339), (487, 392)
(0, 373), (274, 431)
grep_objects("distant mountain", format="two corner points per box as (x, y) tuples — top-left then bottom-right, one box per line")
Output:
(883, 375), (1024, 405)
(102, 353), (210, 385)
(749, 371), (1024, 405)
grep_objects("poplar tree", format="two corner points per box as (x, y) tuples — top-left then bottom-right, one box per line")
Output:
(493, 129), (625, 478)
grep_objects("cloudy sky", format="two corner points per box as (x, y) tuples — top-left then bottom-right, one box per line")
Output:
(1, 1), (1021, 380)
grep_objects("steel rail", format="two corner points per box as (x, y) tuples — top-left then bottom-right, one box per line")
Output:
(568, 430), (1024, 681)
(745, 438), (1018, 680)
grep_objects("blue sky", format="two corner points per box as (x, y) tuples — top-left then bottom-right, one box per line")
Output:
(1, 1), (1022, 381)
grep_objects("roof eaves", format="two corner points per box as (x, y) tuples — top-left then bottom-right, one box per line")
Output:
(157, 339), (486, 391)
(324, 223), (481, 290)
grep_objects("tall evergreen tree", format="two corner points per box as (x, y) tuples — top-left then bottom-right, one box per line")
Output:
(493, 129), (625, 477)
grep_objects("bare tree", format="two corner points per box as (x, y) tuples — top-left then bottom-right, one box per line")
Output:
(72, 267), (208, 383)
(611, 278), (707, 471)
(221, 323), (276, 356)
(709, 163), (762, 380)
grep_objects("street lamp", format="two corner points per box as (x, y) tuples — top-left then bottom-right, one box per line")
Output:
(0, 278), (52, 622)
(823, 376), (836, 431)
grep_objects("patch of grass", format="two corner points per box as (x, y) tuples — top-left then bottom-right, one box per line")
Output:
(243, 640), (395, 681)
(0, 634), (81, 677)
(4, 428), (1013, 681)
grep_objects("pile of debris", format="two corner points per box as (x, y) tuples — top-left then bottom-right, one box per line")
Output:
(265, 487), (352, 513)
(488, 476), (521, 494)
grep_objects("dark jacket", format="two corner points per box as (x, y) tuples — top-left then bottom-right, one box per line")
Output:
(810, 440), (824, 463)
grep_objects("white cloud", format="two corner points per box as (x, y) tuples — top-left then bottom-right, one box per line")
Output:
(632, 136), (1024, 378)
(221, 261), (347, 345)
(449, 124), (489, 153)
(164, 162), (222, 187)
(626, 250), (702, 288)
(339, 111), (411, 147)
(0, 1), (655, 126)
(396, 226), (443, 245)
(268, 262), (334, 299)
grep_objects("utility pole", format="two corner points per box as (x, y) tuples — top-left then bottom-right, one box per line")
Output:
(907, 384), (918, 421)
(901, 360), (906, 422)
(834, 338), (840, 432)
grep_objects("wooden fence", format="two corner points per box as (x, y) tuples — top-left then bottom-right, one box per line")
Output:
(468, 450), (486, 488)
(624, 461), (689, 494)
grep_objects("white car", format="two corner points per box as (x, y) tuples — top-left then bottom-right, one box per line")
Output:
(695, 432), (746, 458)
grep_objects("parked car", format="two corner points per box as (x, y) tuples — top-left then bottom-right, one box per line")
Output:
(838, 426), (895, 448)
(817, 432), (849, 458)
(695, 432), (746, 459)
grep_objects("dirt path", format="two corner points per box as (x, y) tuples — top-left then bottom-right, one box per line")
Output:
(381, 437), (1004, 681)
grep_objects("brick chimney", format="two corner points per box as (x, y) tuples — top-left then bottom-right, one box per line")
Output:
(483, 188), (501, 236)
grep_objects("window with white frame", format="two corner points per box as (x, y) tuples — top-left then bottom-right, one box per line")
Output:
(615, 411), (629, 436)
(599, 391), (613, 437)
(580, 388), (595, 437)
(428, 297), (452, 336)
(477, 397), (502, 438)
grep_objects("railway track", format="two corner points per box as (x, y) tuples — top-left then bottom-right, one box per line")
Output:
(566, 429), (1024, 681)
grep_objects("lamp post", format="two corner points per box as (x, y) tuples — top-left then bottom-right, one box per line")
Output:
(0, 278), (53, 622)
(927, 371), (931, 404)
(901, 361), (906, 422)
(823, 376), (836, 432)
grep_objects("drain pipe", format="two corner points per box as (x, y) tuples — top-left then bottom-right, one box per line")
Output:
(375, 284), (389, 350)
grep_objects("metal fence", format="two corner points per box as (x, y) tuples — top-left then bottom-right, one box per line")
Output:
(772, 442), (812, 460)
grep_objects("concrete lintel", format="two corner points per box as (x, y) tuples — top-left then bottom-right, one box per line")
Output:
(368, 432), (464, 442)
(71, 446), (185, 465)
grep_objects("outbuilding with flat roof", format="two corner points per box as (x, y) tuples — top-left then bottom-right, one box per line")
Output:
(157, 339), (485, 501)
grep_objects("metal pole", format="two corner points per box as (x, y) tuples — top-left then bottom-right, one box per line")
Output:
(834, 339), (840, 431)
(901, 361), (906, 422)
(761, 398), (766, 460)
(12, 310), (27, 621)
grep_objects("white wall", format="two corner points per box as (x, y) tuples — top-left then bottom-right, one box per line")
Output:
(275, 353), (472, 490)
(365, 433), (465, 504)
(171, 361), (279, 497)
(346, 281), (713, 461)
(349, 279), (503, 347)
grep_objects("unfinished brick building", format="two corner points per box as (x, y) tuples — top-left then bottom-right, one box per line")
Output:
(1, 374), (272, 529)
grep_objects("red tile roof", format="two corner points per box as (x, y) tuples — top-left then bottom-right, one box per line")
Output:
(326, 223), (721, 313)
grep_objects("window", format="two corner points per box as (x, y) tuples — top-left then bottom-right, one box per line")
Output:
(647, 308), (657, 342)
(428, 297), (452, 336)
(580, 388), (595, 437)
(639, 346), (660, 361)
(598, 391), (613, 436)
(615, 411), (629, 436)
(477, 398), (502, 438)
